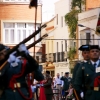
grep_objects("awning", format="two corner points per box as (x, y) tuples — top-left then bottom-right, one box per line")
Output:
(44, 66), (55, 69)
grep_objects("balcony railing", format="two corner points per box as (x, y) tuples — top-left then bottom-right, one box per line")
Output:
(40, 52), (66, 63)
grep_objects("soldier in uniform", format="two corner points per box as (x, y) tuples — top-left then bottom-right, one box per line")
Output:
(0, 43), (44, 100)
(74, 45), (100, 100)
(60, 72), (72, 99)
(72, 45), (90, 99)
(72, 45), (90, 86)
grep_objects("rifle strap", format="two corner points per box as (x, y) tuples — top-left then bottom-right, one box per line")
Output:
(0, 61), (7, 70)
(73, 89), (79, 100)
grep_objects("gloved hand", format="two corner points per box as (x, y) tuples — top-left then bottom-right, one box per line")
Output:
(18, 44), (28, 54)
(8, 52), (16, 63)
(40, 84), (44, 86)
(80, 92), (84, 98)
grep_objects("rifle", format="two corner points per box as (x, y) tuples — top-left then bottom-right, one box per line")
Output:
(0, 24), (47, 67)
(27, 34), (48, 49)
(73, 89), (80, 100)
(14, 34), (48, 57)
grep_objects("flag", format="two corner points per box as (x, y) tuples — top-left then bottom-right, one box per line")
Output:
(29, 0), (37, 8)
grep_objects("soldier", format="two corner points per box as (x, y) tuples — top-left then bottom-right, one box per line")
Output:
(72, 45), (90, 86)
(72, 45), (90, 99)
(74, 45), (100, 100)
(0, 43), (44, 100)
(60, 72), (72, 100)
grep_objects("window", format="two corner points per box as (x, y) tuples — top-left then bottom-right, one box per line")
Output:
(86, 33), (90, 44)
(1, 0), (42, 3)
(92, 34), (95, 45)
(3, 22), (40, 44)
(3, 0), (30, 2)
(65, 40), (67, 51)
(56, 42), (58, 62)
(61, 16), (63, 27)
(56, 14), (58, 25)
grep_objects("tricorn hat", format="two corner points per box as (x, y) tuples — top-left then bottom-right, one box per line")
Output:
(65, 72), (69, 74)
(78, 45), (90, 51)
(89, 45), (100, 50)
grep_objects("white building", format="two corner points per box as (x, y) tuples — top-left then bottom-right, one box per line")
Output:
(78, 8), (100, 60)
(53, 0), (72, 76)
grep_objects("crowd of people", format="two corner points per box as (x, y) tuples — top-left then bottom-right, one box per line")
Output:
(31, 72), (74, 100)
(31, 44), (100, 100)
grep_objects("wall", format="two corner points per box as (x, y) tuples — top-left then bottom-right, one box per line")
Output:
(86, 0), (100, 10)
(0, 4), (42, 21)
(54, 0), (71, 53)
(78, 8), (100, 60)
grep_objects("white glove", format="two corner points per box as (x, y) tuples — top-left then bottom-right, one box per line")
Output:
(80, 92), (84, 98)
(8, 53), (16, 63)
(41, 84), (44, 86)
(18, 44), (28, 53)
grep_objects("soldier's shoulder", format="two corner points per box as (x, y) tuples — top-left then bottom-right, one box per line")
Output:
(76, 61), (85, 65)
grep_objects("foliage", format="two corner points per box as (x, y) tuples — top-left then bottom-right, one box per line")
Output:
(65, 0), (85, 38)
(67, 47), (76, 61)
(71, 0), (85, 11)
(65, 10), (79, 38)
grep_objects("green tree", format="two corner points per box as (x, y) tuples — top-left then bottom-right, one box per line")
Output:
(65, 0), (85, 38)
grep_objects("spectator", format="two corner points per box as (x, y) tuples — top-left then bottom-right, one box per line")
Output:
(66, 84), (75, 100)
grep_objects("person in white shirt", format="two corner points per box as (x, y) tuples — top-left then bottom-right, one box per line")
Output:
(54, 73), (63, 100)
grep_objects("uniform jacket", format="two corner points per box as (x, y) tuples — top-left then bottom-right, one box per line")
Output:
(72, 62), (81, 86)
(0, 53), (44, 100)
(44, 77), (53, 95)
(74, 60), (100, 100)
(60, 76), (71, 91)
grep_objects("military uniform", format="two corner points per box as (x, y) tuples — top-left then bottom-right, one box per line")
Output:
(0, 44), (44, 100)
(60, 75), (72, 91)
(72, 61), (81, 86)
(74, 44), (100, 100)
(72, 45), (90, 87)
(74, 60), (100, 100)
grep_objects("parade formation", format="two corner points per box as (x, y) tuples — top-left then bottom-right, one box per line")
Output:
(0, 0), (100, 100)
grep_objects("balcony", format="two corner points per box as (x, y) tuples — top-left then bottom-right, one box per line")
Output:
(41, 52), (65, 63)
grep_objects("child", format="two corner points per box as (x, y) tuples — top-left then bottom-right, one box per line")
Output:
(66, 84), (75, 100)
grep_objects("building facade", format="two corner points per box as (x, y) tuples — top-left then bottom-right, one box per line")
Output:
(41, 0), (73, 77)
(78, 8), (100, 60)
(0, 0), (42, 59)
(41, 17), (55, 77)
(53, 0), (72, 77)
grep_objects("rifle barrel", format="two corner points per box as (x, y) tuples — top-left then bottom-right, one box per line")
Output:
(27, 34), (48, 49)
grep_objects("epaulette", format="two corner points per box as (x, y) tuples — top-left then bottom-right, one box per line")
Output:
(77, 61), (82, 64)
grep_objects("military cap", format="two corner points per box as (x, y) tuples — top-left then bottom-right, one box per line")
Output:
(65, 72), (69, 74)
(89, 45), (100, 50)
(78, 45), (90, 51)
(46, 71), (50, 74)
(0, 44), (10, 51)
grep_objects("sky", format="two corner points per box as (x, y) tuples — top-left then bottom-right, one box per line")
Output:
(42, 0), (59, 22)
